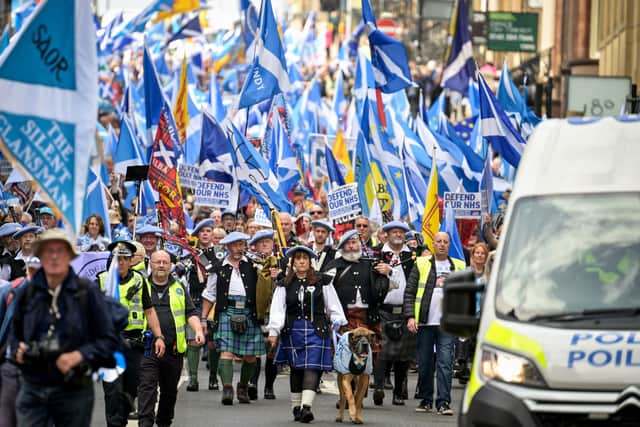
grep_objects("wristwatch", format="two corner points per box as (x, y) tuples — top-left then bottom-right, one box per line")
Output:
(155, 335), (166, 341)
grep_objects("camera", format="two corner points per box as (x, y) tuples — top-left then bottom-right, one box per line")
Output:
(23, 336), (61, 365)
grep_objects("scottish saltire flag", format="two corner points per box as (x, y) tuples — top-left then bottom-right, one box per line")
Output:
(415, 116), (460, 194)
(440, 202), (465, 261)
(114, 117), (146, 175)
(242, 0), (259, 52)
(227, 123), (293, 215)
(144, 45), (171, 147)
(400, 140), (428, 231)
(441, 0), (475, 94)
(83, 168), (112, 240)
(0, 25), (9, 56)
(209, 72), (227, 122)
(426, 92), (445, 132)
(0, 0), (96, 236)
(389, 108), (432, 174)
(268, 114), (301, 194)
(363, 100), (408, 219)
(12, 0), (36, 33)
(353, 107), (382, 224)
(468, 78), (480, 116)
(199, 112), (234, 182)
(166, 15), (202, 45)
(497, 62), (541, 139)
(238, 0), (291, 108)
(478, 72), (526, 168)
(325, 143), (345, 189)
(361, 0), (413, 93)
(332, 70), (348, 127)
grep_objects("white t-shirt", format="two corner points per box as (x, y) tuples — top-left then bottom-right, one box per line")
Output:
(426, 260), (451, 325)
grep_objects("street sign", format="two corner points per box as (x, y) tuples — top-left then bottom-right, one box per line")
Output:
(487, 12), (538, 52)
(567, 76), (631, 117)
(377, 18), (398, 38)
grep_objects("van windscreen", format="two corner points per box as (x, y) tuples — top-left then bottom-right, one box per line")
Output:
(494, 193), (640, 323)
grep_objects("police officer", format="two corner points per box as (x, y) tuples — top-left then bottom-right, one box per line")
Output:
(97, 241), (166, 427)
(201, 232), (269, 406)
(185, 219), (219, 392)
(309, 220), (336, 272)
(137, 250), (204, 427)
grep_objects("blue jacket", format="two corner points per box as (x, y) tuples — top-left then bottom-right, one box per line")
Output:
(333, 331), (373, 375)
(9, 268), (118, 386)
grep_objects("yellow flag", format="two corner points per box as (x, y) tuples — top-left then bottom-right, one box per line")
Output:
(173, 56), (189, 145)
(421, 156), (440, 254)
(154, 0), (201, 22)
(332, 130), (354, 183)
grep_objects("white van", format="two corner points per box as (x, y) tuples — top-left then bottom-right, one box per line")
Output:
(442, 116), (640, 426)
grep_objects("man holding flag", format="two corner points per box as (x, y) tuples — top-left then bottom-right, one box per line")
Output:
(96, 240), (165, 427)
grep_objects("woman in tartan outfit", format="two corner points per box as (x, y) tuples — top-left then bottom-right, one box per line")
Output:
(201, 232), (276, 406)
(268, 246), (346, 423)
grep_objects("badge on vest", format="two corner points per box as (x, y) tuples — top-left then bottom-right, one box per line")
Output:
(175, 287), (183, 296)
(392, 306), (402, 314)
(235, 300), (246, 309)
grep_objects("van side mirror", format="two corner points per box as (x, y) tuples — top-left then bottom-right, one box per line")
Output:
(441, 270), (483, 338)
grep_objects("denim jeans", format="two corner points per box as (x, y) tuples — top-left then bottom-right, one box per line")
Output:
(416, 325), (455, 407)
(16, 380), (94, 427)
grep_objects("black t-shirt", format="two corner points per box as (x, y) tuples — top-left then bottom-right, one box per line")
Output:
(149, 279), (197, 350)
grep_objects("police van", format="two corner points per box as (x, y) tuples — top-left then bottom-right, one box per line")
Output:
(442, 116), (640, 426)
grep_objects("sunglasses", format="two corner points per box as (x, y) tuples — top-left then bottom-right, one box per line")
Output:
(355, 224), (369, 228)
(310, 211), (323, 215)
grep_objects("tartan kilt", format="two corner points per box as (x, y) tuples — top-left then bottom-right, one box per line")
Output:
(214, 303), (265, 356)
(274, 319), (333, 370)
(378, 310), (416, 361)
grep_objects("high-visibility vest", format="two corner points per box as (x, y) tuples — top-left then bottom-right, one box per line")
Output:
(147, 280), (187, 353)
(414, 256), (467, 323)
(98, 271), (147, 332)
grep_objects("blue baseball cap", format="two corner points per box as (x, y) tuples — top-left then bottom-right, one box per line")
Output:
(39, 206), (54, 217)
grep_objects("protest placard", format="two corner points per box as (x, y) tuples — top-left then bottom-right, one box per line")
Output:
(194, 180), (233, 208)
(444, 192), (482, 218)
(327, 183), (361, 223)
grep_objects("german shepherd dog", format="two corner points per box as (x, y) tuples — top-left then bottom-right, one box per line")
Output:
(336, 327), (375, 424)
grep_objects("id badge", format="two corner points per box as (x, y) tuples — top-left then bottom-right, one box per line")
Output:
(392, 306), (402, 314)
(235, 301), (246, 309)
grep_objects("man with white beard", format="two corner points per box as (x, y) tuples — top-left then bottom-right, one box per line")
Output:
(323, 230), (391, 367)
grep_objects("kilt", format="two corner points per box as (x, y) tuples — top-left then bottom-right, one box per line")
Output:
(214, 296), (265, 356)
(378, 309), (416, 361)
(342, 307), (382, 353)
(274, 319), (332, 370)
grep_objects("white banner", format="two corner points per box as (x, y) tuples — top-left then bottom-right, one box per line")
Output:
(327, 183), (361, 223)
(253, 207), (272, 227)
(444, 192), (482, 218)
(71, 251), (109, 282)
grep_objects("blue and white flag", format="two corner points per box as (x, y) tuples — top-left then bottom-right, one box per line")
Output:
(199, 112), (235, 183)
(400, 140), (428, 231)
(268, 114), (300, 195)
(238, 0), (291, 108)
(209, 72), (227, 122)
(143, 45), (171, 147)
(12, 0), (36, 33)
(332, 70), (348, 127)
(0, 25), (9, 56)
(227, 123), (293, 215)
(0, 0), (96, 236)
(478, 72), (526, 168)
(480, 146), (495, 215)
(441, 0), (475, 94)
(113, 117), (146, 175)
(361, 0), (413, 93)
(325, 143), (345, 190)
(166, 15), (202, 45)
(83, 168), (112, 240)
(440, 202), (465, 261)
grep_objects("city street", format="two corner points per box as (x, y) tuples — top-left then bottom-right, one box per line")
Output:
(92, 362), (463, 427)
